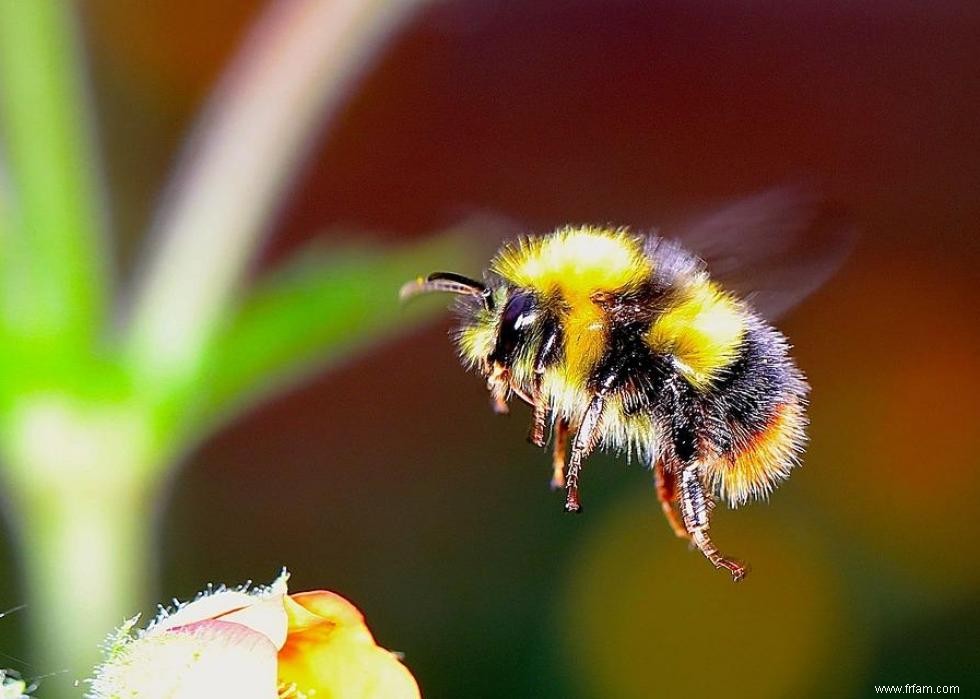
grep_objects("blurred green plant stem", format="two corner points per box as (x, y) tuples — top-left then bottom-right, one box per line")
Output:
(0, 0), (456, 693)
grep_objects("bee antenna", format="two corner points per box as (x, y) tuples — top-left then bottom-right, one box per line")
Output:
(400, 272), (494, 310)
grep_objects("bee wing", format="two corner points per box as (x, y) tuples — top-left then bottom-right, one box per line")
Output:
(670, 187), (856, 321)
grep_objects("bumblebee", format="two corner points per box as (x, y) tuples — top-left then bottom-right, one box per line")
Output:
(402, 191), (849, 581)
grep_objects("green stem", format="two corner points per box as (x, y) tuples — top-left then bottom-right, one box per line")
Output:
(14, 482), (151, 696)
(2, 396), (156, 697)
(124, 0), (428, 391)
(0, 0), (109, 346)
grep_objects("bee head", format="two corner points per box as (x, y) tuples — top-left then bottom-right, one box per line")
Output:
(399, 271), (497, 369)
(487, 290), (538, 367)
(401, 273), (545, 409)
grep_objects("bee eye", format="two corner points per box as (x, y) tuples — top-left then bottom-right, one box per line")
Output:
(491, 292), (537, 365)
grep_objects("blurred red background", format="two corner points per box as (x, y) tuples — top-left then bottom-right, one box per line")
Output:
(2, 1), (978, 696)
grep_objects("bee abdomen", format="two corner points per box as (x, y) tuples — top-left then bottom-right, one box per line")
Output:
(709, 316), (808, 431)
(702, 316), (809, 506)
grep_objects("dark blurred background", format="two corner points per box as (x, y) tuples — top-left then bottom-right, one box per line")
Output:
(4, 1), (979, 696)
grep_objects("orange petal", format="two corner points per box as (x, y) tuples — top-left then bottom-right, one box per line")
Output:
(278, 592), (420, 699)
(285, 591), (368, 636)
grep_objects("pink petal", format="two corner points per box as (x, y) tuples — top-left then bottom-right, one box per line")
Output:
(93, 620), (278, 699)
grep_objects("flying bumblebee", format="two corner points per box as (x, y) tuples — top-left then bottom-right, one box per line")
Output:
(401, 190), (851, 581)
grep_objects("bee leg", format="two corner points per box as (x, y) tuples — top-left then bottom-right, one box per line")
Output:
(654, 459), (689, 539)
(678, 464), (748, 582)
(528, 384), (549, 448)
(564, 395), (605, 513)
(487, 362), (511, 414)
(529, 320), (562, 448)
(550, 418), (569, 490)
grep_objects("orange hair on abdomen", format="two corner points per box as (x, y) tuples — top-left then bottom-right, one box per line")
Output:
(706, 401), (808, 507)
